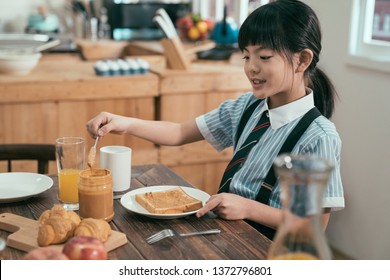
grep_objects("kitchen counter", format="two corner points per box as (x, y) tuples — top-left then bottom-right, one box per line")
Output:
(0, 50), (251, 194)
(0, 54), (158, 104)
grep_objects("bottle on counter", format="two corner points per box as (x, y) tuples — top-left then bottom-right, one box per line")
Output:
(0, 237), (6, 260)
(98, 7), (111, 40)
(267, 153), (334, 260)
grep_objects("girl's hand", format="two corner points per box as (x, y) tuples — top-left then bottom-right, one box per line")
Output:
(86, 112), (131, 138)
(196, 193), (250, 220)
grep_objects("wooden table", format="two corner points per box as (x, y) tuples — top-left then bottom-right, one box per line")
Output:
(0, 164), (271, 260)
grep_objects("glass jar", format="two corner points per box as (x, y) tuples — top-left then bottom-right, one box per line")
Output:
(78, 168), (114, 222)
(267, 154), (334, 260)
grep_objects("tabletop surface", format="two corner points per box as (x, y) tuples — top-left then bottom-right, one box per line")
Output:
(0, 164), (271, 260)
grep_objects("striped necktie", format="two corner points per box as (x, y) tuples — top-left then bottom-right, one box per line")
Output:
(218, 110), (270, 193)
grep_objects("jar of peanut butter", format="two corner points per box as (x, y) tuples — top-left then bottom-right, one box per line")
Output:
(78, 168), (114, 222)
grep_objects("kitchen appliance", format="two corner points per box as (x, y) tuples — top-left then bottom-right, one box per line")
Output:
(25, 5), (59, 34)
(198, 5), (238, 61)
(210, 5), (238, 46)
(102, 0), (191, 40)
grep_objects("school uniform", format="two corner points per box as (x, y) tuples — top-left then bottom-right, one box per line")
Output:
(195, 90), (345, 225)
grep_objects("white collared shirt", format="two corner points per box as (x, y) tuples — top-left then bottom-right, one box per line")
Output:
(196, 91), (344, 211)
(262, 90), (315, 129)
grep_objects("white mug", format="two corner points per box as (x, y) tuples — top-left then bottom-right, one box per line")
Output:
(99, 146), (131, 192)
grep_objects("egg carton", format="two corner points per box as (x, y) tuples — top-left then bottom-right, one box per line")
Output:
(94, 58), (150, 76)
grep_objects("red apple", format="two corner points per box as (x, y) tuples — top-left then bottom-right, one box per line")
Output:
(62, 236), (107, 260)
(176, 15), (193, 29)
(23, 247), (69, 260)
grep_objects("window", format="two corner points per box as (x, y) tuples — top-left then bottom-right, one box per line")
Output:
(349, 0), (390, 72)
(372, 0), (390, 42)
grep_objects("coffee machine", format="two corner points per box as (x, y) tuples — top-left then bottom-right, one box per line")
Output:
(103, 0), (191, 40)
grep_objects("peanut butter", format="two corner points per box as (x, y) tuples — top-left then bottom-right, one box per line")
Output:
(78, 169), (114, 222)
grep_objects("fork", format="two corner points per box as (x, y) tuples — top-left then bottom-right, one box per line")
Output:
(146, 228), (221, 244)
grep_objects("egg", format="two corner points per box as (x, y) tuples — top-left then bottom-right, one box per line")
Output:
(94, 60), (109, 76)
(106, 60), (120, 76)
(126, 58), (140, 75)
(117, 59), (130, 75)
(136, 58), (150, 74)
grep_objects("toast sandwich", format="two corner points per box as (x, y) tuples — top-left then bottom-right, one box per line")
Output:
(135, 187), (202, 214)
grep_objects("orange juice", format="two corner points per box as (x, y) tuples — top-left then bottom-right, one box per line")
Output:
(269, 252), (319, 260)
(59, 169), (81, 203)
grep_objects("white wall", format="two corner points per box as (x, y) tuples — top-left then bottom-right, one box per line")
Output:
(304, 0), (390, 260)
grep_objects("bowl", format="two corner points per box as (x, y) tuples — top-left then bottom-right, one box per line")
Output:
(76, 39), (129, 61)
(0, 52), (42, 75)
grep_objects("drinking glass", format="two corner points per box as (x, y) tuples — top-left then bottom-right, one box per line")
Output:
(55, 136), (85, 210)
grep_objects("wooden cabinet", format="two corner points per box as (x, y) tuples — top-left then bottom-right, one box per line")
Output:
(0, 54), (159, 174)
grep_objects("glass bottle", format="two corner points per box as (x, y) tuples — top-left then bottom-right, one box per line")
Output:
(98, 7), (111, 40)
(0, 237), (6, 260)
(78, 168), (114, 222)
(267, 153), (334, 260)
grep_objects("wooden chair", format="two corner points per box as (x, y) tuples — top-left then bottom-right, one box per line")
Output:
(0, 144), (56, 174)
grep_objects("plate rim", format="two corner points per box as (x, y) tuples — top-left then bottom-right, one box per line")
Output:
(0, 172), (54, 202)
(120, 185), (210, 219)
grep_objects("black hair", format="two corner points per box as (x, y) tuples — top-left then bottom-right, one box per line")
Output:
(238, 0), (337, 119)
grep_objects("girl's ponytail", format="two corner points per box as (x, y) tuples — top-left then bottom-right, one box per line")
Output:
(308, 67), (337, 119)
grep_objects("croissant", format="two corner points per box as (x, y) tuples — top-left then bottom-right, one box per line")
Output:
(38, 209), (51, 224)
(74, 218), (112, 242)
(37, 204), (81, 247)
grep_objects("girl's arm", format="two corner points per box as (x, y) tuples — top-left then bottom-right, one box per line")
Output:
(196, 193), (283, 229)
(196, 193), (331, 231)
(86, 112), (204, 146)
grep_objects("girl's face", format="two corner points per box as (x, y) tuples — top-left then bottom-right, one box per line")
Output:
(242, 45), (305, 108)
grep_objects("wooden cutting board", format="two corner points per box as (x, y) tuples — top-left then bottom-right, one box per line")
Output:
(0, 213), (127, 253)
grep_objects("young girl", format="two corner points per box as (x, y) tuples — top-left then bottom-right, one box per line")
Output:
(86, 0), (344, 239)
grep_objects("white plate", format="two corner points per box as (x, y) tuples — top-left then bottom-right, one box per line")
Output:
(120, 185), (210, 219)
(0, 173), (53, 203)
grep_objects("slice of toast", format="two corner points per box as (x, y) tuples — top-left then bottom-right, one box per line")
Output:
(135, 187), (202, 214)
